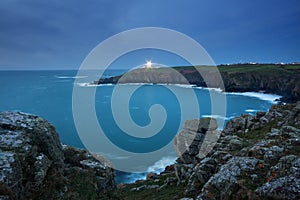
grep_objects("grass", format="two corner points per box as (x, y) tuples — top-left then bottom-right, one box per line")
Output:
(116, 173), (192, 200)
(241, 120), (278, 141)
(282, 64), (300, 70)
(168, 64), (299, 75)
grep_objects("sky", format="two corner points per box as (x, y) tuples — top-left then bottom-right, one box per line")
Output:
(0, 0), (299, 70)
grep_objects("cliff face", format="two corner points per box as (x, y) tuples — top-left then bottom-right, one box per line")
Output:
(97, 64), (300, 103)
(0, 112), (116, 200)
(221, 71), (300, 102)
(176, 102), (300, 199)
(117, 102), (300, 200)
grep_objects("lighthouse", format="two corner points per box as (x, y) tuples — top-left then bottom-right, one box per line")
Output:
(145, 60), (153, 68)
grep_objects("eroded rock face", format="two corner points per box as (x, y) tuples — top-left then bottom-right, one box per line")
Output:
(171, 102), (300, 199)
(0, 112), (116, 200)
(198, 157), (263, 200)
(174, 118), (220, 164)
(63, 146), (116, 195)
(255, 155), (300, 199)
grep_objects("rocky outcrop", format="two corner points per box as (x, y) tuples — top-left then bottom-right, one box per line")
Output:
(179, 102), (300, 199)
(97, 64), (300, 103)
(173, 118), (220, 186)
(1, 103), (300, 199)
(0, 112), (116, 200)
(113, 102), (300, 199)
(174, 118), (219, 164)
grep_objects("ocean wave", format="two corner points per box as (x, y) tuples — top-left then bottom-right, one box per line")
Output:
(117, 83), (154, 86)
(245, 109), (258, 112)
(55, 75), (88, 79)
(201, 114), (235, 121)
(110, 83), (196, 88)
(76, 83), (114, 87)
(172, 84), (197, 89)
(76, 83), (96, 87)
(118, 156), (177, 183)
(201, 87), (223, 92)
(118, 172), (147, 183)
(227, 92), (281, 103)
(147, 156), (176, 173)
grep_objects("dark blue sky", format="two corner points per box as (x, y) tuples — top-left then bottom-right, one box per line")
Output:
(0, 0), (299, 69)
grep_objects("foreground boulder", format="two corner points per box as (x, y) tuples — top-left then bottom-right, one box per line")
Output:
(174, 118), (220, 164)
(0, 112), (116, 200)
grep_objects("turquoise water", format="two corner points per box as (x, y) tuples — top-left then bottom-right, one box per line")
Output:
(0, 70), (279, 183)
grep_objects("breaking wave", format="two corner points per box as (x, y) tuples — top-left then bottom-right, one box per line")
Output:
(227, 92), (281, 103)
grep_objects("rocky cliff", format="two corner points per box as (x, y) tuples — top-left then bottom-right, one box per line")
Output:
(117, 102), (300, 200)
(97, 64), (300, 103)
(1, 104), (299, 199)
(0, 112), (116, 200)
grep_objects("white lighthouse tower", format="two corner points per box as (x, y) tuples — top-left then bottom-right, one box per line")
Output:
(145, 60), (153, 68)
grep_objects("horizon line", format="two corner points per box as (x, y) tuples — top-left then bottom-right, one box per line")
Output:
(0, 62), (299, 71)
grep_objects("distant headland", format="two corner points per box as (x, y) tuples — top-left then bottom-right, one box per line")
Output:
(96, 63), (300, 103)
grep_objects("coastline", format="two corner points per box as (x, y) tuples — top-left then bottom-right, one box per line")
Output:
(1, 91), (299, 199)
(78, 82), (282, 104)
(96, 63), (300, 103)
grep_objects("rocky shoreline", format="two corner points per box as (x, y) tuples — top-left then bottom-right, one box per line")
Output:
(117, 102), (300, 199)
(96, 64), (300, 103)
(1, 102), (300, 199)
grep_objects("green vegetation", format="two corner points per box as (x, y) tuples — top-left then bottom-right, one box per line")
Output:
(145, 64), (299, 80)
(116, 173), (191, 200)
(282, 64), (300, 70)
(241, 120), (279, 142)
(173, 63), (300, 75)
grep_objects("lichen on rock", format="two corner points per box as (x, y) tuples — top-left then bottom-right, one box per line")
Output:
(171, 102), (300, 199)
(0, 111), (116, 200)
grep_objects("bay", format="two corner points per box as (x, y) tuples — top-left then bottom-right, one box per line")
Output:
(0, 70), (280, 183)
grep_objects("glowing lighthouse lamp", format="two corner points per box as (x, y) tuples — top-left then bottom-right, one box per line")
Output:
(145, 60), (153, 68)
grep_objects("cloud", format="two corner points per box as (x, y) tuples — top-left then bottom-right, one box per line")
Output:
(0, 0), (138, 68)
(0, 0), (299, 69)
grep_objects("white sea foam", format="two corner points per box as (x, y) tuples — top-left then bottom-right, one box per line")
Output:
(114, 156), (176, 183)
(114, 83), (196, 89)
(118, 83), (151, 86)
(200, 87), (223, 92)
(172, 84), (196, 88)
(164, 84), (280, 102)
(245, 109), (258, 112)
(227, 92), (281, 103)
(99, 83), (114, 86)
(201, 114), (234, 121)
(118, 156), (177, 183)
(120, 173), (147, 183)
(76, 83), (114, 87)
(147, 156), (176, 173)
(76, 82), (96, 87)
(56, 75), (88, 79)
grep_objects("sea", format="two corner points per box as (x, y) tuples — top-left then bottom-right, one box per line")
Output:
(0, 70), (281, 183)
